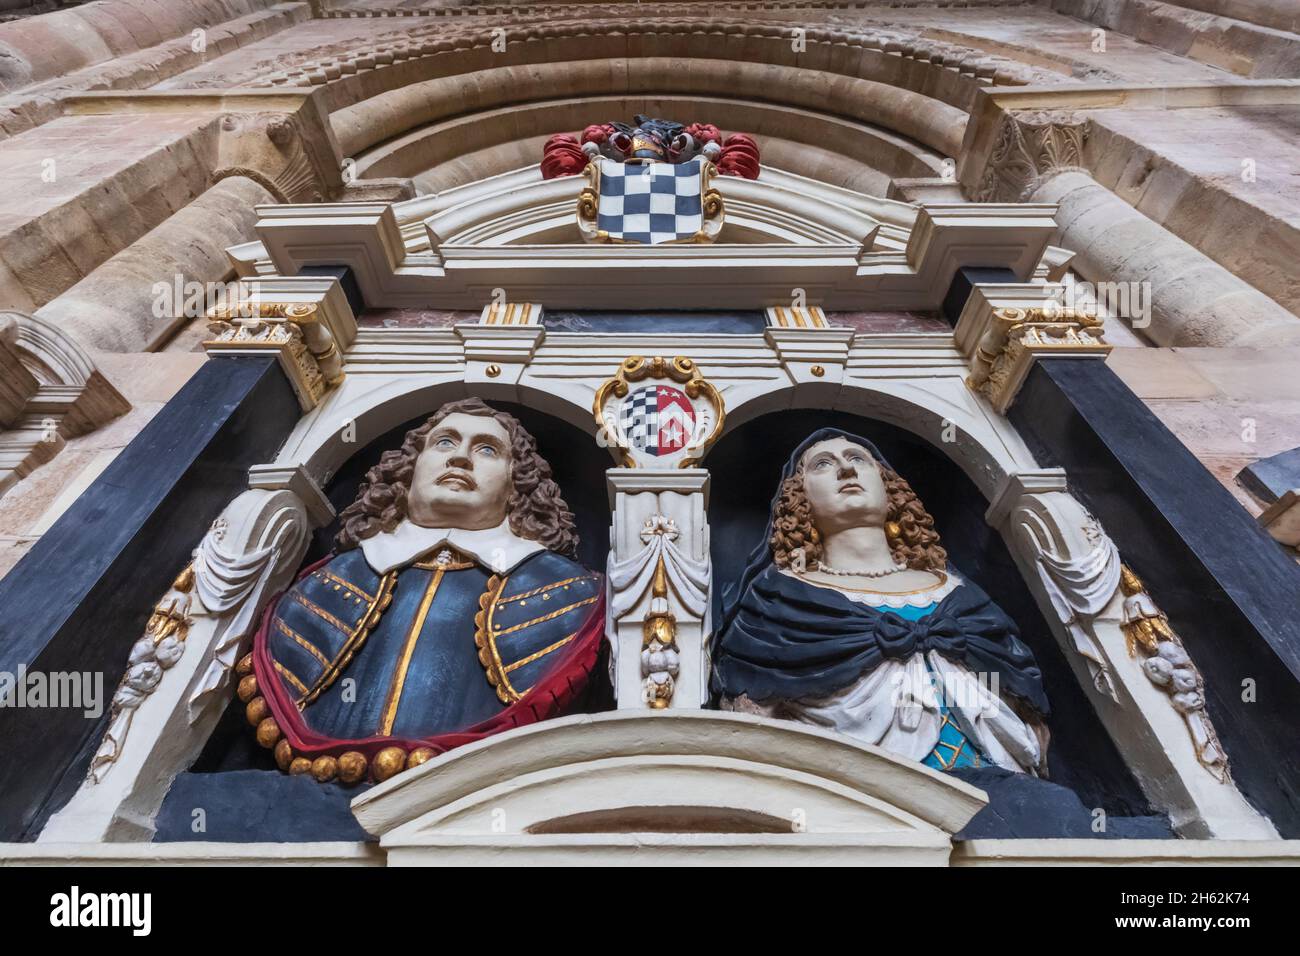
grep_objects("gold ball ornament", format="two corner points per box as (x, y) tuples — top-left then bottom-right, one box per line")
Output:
(407, 747), (436, 767)
(235, 653), (254, 676)
(372, 746), (407, 783)
(237, 674), (258, 702)
(289, 757), (312, 775)
(245, 696), (269, 726)
(255, 716), (282, 749)
(337, 751), (367, 785)
(311, 756), (339, 783)
(274, 738), (294, 772)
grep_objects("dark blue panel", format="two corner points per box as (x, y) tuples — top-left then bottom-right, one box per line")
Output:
(154, 770), (373, 843)
(543, 310), (767, 334)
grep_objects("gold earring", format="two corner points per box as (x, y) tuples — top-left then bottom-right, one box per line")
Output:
(810, 527), (821, 544)
(885, 521), (901, 542)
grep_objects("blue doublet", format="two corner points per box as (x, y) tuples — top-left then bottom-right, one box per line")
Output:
(266, 547), (602, 741)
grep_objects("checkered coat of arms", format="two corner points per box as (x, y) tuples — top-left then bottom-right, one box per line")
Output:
(578, 158), (724, 244)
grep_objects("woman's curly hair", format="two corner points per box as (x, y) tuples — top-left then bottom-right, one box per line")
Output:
(334, 398), (578, 556)
(770, 448), (946, 573)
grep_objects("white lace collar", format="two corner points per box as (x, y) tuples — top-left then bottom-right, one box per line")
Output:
(360, 518), (545, 575)
(780, 567), (962, 609)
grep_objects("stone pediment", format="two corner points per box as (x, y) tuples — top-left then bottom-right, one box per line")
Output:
(350, 711), (988, 865)
(230, 164), (1062, 312)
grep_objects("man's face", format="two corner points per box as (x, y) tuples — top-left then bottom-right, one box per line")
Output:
(799, 437), (887, 537)
(407, 412), (513, 530)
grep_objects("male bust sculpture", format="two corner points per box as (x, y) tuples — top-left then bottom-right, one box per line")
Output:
(711, 429), (1049, 774)
(243, 399), (605, 784)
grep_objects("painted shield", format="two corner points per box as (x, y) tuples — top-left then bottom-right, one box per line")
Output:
(596, 158), (704, 244)
(618, 385), (697, 456)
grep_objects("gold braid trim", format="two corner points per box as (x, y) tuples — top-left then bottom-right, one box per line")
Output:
(298, 569), (398, 709)
(474, 573), (519, 705)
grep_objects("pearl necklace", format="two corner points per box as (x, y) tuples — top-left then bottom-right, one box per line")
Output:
(814, 561), (908, 578)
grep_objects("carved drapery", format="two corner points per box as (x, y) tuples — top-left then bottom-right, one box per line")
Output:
(607, 514), (711, 708)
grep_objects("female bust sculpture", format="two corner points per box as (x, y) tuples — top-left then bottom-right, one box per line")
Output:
(711, 429), (1049, 773)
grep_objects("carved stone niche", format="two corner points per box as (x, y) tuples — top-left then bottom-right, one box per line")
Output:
(351, 711), (988, 866)
(0, 311), (130, 497)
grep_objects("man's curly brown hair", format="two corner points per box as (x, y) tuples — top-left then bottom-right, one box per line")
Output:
(771, 444), (947, 573)
(334, 398), (579, 556)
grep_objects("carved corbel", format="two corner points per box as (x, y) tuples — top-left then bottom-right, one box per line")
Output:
(456, 310), (546, 391)
(211, 111), (338, 204)
(205, 301), (344, 412)
(974, 111), (1090, 203)
(967, 306), (1110, 414)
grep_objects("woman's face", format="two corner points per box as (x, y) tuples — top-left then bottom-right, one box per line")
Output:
(799, 437), (888, 536)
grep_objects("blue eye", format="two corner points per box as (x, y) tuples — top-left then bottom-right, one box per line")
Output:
(434, 437), (454, 449)
(477, 444), (498, 458)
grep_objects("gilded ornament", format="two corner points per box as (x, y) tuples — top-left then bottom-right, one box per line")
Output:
(288, 757), (312, 775)
(274, 738), (294, 772)
(592, 354), (725, 468)
(235, 653), (254, 676)
(245, 696), (269, 726)
(337, 751), (368, 784)
(255, 716), (282, 749)
(407, 747), (436, 767)
(372, 746), (407, 783)
(311, 756), (338, 783)
(237, 674), (258, 703)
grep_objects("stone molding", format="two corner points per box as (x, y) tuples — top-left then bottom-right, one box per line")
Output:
(251, 196), (1058, 312)
(0, 311), (130, 498)
(351, 711), (988, 866)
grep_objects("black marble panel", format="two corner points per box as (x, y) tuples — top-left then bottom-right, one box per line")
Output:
(300, 264), (365, 318)
(0, 357), (299, 841)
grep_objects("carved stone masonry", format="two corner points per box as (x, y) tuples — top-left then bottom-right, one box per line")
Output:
(204, 302), (345, 412)
(0, 311), (130, 497)
(967, 306), (1111, 414)
(975, 111), (1090, 204)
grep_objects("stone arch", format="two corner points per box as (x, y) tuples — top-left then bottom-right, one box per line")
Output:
(352, 711), (988, 864)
